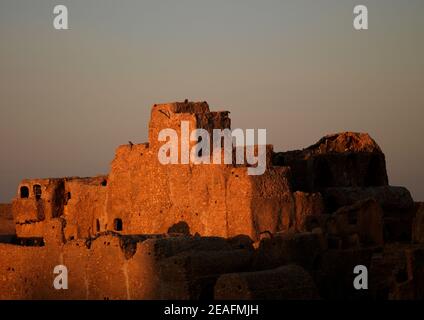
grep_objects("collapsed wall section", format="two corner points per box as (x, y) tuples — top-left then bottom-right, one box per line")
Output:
(13, 178), (65, 238)
(11, 176), (108, 241)
(63, 176), (108, 240)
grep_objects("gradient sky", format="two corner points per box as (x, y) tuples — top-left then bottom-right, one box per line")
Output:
(0, 0), (423, 202)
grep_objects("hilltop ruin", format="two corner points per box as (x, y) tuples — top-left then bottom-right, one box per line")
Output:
(0, 101), (423, 300)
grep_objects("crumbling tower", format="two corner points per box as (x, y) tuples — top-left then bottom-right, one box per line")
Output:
(106, 101), (289, 239)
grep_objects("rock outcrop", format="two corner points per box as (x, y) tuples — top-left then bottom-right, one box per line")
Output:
(273, 132), (389, 192)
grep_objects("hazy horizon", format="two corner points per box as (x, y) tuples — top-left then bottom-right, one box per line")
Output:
(1, 0), (423, 202)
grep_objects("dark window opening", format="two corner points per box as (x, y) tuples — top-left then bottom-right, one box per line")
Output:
(197, 136), (203, 158)
(20, 186), (29, 199)
(101, 179), (107, 187)
(33, 185), (42, 201)
(96, 219), (100, 232)
(15, 237), (45, 247)
(114, 218), (123, 232)
(52, 180), (65, 218)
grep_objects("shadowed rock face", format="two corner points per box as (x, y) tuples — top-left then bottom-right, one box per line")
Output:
(214, 264), (320, 300)
(323, 186), (414, 212)
(0, 101), (422, 300)
(273, 132), (389, 192)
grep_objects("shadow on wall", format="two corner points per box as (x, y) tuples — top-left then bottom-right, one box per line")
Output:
(168, 221), (190, 235)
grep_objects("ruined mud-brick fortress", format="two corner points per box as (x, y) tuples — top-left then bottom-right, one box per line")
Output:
(0, 101), (423, 300)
